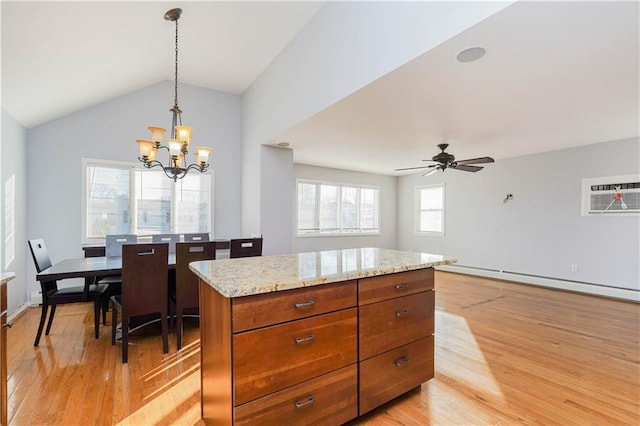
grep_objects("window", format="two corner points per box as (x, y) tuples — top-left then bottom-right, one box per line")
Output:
(83, 159), (212, 243)
(416, 184), (444, 235)
(4, 175), (15, 268)
(296, 180), (380, 236)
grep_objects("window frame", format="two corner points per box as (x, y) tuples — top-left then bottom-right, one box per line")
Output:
(415, 183), (445, 236)
(81, 158), (213, 245)
(295, 178), (381, 237)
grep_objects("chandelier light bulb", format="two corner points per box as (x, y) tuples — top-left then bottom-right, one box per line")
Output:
(137, 139), (155, 159)
(175, 125), (192, 143)
(175, 153), (185, 168)
(148, 127), (166, 144)
(195, 147), (212, 165)
(167, 139), (181, 157)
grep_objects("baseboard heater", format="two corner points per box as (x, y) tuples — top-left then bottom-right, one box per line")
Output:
(435, 264), (639, 303)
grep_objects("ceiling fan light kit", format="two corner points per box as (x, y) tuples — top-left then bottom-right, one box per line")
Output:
(396, 143), (494, 177)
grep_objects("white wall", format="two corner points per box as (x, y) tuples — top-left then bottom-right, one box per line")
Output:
(1, 109), (28, 314)
(26, 81), (242, 298)
(261, 146), (294, 255)
(293, 163), (397, 253)
(398, 137), (640, 292)
(242, 1), (513, 237)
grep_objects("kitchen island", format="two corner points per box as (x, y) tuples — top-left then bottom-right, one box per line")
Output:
(190, 248), (456, 425)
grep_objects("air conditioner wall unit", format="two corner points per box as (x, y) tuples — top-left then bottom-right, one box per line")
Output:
(581, 174), (640, 216)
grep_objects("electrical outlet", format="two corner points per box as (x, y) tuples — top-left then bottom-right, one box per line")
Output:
(570, 264), (578, 273)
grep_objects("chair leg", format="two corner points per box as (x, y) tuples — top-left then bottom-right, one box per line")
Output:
(93, 298), (100, 339)
(111, 299), (117, 346)
(45, 304), (57, 335)
(34, 303), (49, 346)
(169, 299), (175, 333)
(102, 296), (108, 325)
(161, 311), (169, 354)
(176, 309), (183, 350)
(122, 316), (129, 364)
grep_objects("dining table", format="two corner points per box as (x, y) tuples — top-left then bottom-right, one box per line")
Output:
(35, 253), (180, 335)
(35, 254), (177, 283)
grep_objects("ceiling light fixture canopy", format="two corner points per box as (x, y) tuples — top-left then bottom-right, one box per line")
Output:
(136, 8), (212, 182)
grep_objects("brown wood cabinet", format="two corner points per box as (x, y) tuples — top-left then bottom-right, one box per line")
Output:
(358, 268), (435, 415)
(0, 273), (14, 426)
(0, 281), (6, 426)
(199, 267), (435, 425)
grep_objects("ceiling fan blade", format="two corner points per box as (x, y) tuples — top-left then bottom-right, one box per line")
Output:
(395, 165), (438, 172)
(454, 156), (495, 166)
(421, 160), (440, 164)
(421, 167), (441, 177)
(451, 164), (483, 172)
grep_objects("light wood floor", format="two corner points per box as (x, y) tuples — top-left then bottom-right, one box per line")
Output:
(6, 272), (639, 425)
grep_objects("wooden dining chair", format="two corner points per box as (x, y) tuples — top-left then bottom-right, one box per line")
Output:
(111, 243), (169, 363)
(229, 238), (263, 258)
(183, 233), (210, 242)
(151, 234), (180, 254)
(171, 241), (216, 349)
(98, 234), (137, 296)
(105, 234), (138, 257)
(28, 239), (109, 346)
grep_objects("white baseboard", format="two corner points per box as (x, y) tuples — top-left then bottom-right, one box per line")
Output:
(435, 265), (639, 303)
(8, 303), (29, 323)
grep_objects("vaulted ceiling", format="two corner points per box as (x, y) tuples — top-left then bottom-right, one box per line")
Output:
(2, 1), (638, 176)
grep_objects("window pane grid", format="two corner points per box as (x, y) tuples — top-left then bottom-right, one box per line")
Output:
(417, 184), (444, 235)
(297, 181), (380, 236)
(85, 162), (211, 239)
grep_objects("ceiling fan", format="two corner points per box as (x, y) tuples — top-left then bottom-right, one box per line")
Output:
(395, 143), (494, 177)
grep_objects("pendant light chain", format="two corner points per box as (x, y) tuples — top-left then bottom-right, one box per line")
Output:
(174, 18), (179, 112)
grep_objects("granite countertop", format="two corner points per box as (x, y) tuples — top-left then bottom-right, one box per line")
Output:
(190, 247), (456, 298)
(1, 272), (15, 286)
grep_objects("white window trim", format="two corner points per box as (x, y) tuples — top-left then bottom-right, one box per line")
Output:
(415, 183), (445, 237)
(296, 178), (381, 238)
(81, 158), (214, 245)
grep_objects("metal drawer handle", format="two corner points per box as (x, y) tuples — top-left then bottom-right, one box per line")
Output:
(395, 309), (410, 318)
(295, 334), (315, 344)
(394, 356), (410, 367)
(395, 283), (410, 289)
(294, 300), (315, 309)
(295, 395), (315, 408)
(2, 322), (12, 328)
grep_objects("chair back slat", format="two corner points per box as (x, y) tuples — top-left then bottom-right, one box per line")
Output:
(229, 238), (263, 258)
(176, 241), (216, 311)
(28, 239), (53, 272)
(183, 233), (210, 242)
(121, 243), (168, 318)
(151, 234), (180, 254)
(105, 234), (137, 257)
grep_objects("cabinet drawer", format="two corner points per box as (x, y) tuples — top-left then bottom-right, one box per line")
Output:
(359, 268), (434, 305)
(234, 308), (357, 405)
(359, 291), (434, 360)
(359, 336), (434, 415)
(235, 364), (358, 425)
(232, 280), (356, 332)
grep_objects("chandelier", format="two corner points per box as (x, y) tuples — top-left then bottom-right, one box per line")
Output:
(136, 8), (212, 182)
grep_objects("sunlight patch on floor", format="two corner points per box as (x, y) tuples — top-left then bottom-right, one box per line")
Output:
(436, 310), (504, 400)
(116, 340), (202, 425)
(116, 368), (200, 426)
